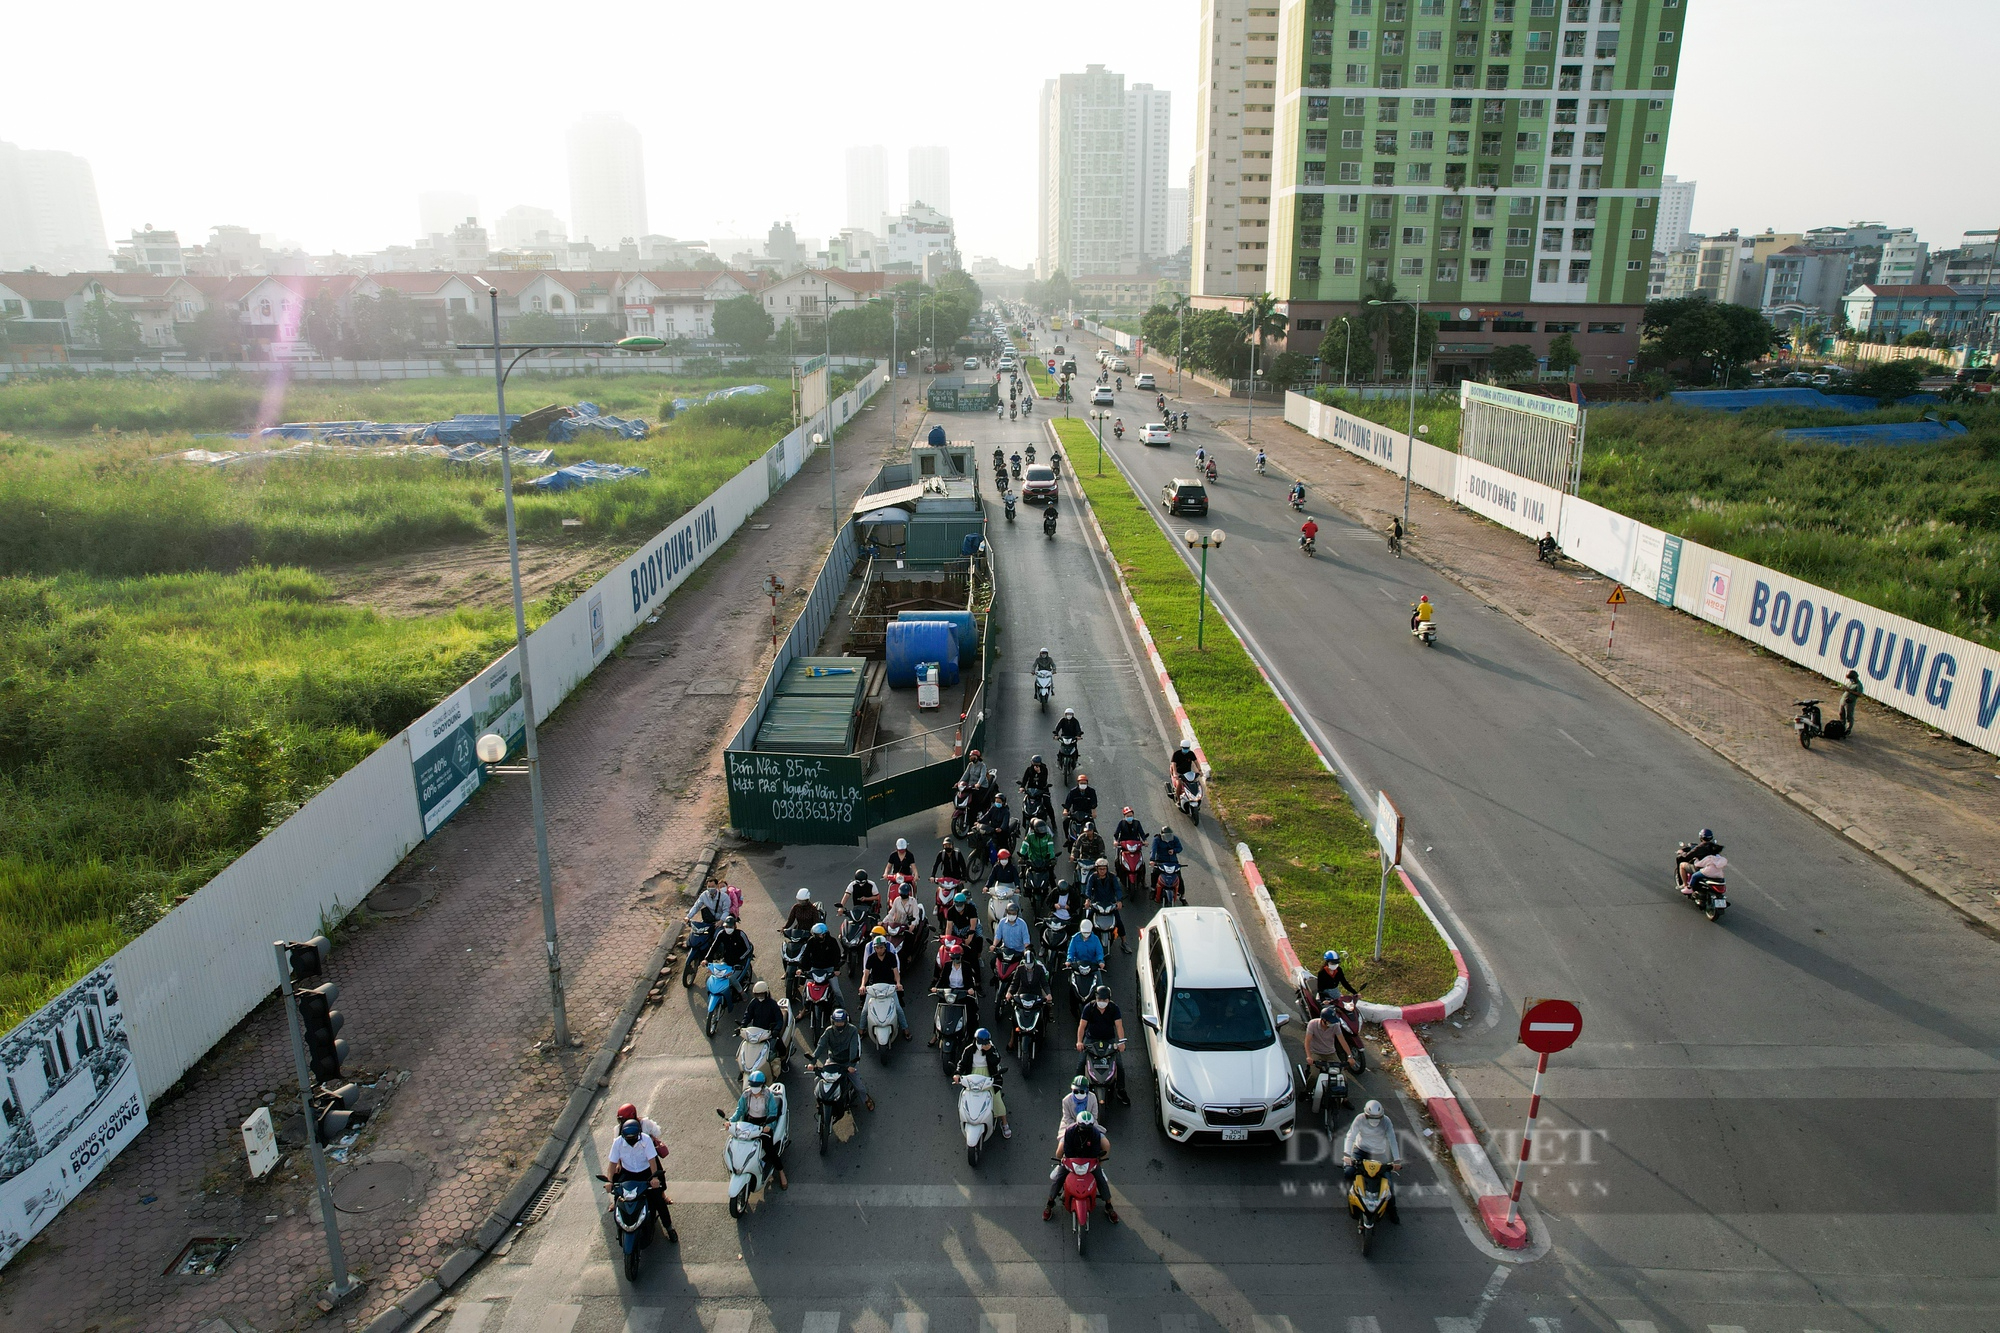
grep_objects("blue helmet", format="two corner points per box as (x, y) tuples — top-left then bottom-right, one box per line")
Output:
(812, 922), (829, 935)
(621, 1119), (642, 1140)
(975, 1027), (992, 1042)
(747, 1071), (766, 1087)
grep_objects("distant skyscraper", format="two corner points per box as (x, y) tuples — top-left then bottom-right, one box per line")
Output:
(1037, 67), (1171, 278)
(1190, 0), (1260, 297)
(567, 116), (649, 246)
(1126, 84), (1172, 260)
(418, 191), (478, 239)
(847, 145), (887, 232)
(1166, 187), (1190, 255)
(908, 146), (951, 219)
(1657, 176), (1698, 253)
(0, 141), (111, 273)
(495, 205), (568, 250)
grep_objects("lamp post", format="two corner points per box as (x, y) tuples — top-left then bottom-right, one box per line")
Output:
(1183, 527), (1226, 649)
(1368, 296), (1425, 540)
(1090, 408), (1109, 475)
(1337, 314), (1354, 391)
(1245, 333), (1258, 446)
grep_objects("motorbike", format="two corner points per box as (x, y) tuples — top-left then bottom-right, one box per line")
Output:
(1060, 1157), (1101, 1254)
(1011, 455), (1023, 478)
(1025, 444), (1037, 464)
(840, 904), (878, 980)
(986, 880), (1024, 935)
(705, 960), (746, 1038)
(1039, 914), (1073, 960)
(715, 1094), (789, 1218)
(1009, 404), (1018, 421)
(1068, 959), (1105, 1017)
(1113, 423), (1124, 440)
(1299, 532), (1317, 557)
(595, 1172), (663, 1280)
(1674, 843), (1730, 922)
(1151, 857), (1185, 906)
(1203, 457), (1217, 482)
(1114, 840), (1145, 896)
(932, 875), (966, 923)
(1081, 1037), (1120, 1104)
(864, 981), (901, 1065)
(681, 916), (717, 987)
(1011, 988), (1048, 1074)
(1793, 698), (1848, 748)
(734, 1005), (792, 1089)
(992, 450), (1005, 478)
(1293, 987), (1367, 1073)
(1034, 668), (1055, 710)
(1056, 734), (1080, 783)
(1536, 536), (1566, 566)
(884, 910), (927, 974)
(798, 967), (839, 1040)
(1168, 769), (1203, 825)
(812, 1062), (856, 1156)
(1289, 491), (1307, 514)
(1348, 1154), (1398, 1255)
(1256, 453), (1267, 475)
(1043, 506), (1059, 539)
(1410, 607), (1438, 647)
(1297, 1055), (1351, 1135)
(950, 785), (979, 839)
(1088, 898), (1120, 951)
(780, 926), (809, 1001)
(991, 942), (1027, 996)
(1004, 493), (1017, 523)
(1020, 784), (1054, 828)
(957, 1072), (999, 1166)
(933, 985), (973, 1075)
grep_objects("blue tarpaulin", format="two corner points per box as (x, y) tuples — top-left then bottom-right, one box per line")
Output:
(546, 401), (650, 441)
(1780, 419), (1970, 446)
(525, 460), (651, 491)
(669, 383), (771, 411)
(1668, 388), (1937, 413)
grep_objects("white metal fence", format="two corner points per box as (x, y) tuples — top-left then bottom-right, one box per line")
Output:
(0, 355), (882, 383)
(1283, 389), (2000, 758)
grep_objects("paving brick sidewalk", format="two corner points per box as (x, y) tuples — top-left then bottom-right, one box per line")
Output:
(1173, 378), (2000, 934)
(1, 399), (908, 1333)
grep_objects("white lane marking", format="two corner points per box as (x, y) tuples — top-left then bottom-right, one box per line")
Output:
(1070, 1317), (1108, 1333)
(533, 1308), (581, 1333)
(802, 1316), (840, 1333)
(1615, 1323), (1659, 1333)
(1554, 727), (1596, 758)
(447, 1306), (494, 1333)
(979, 1316), (1016, 1333)
(713, 1314), (754, 1333)
(1346, 1320), (1383, 1333)
(892, 1315), (929, 1333)
(1253, 1318), (1295, 1333)
(1706, 1327), (1749, 1333)
(625, 1313), (667, 1333)
(1528, 1320), (1563, 1333)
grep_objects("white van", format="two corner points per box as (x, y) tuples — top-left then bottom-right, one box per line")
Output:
(1136, 907), (1296, 1145)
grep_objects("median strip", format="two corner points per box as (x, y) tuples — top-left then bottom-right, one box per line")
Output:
(1050, 417), (1453, 1004)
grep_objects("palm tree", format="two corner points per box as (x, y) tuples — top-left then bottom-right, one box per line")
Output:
(1166, 292), (1194, 393)
(1237, 292), (1289, 386)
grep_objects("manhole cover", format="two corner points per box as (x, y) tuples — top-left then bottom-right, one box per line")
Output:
(685, 679), (737, 696)
(365, 882), (424, 915)
(333, 1161), (416, 1214)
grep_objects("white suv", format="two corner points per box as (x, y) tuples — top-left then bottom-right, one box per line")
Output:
(1136, 907), (1296, 1145)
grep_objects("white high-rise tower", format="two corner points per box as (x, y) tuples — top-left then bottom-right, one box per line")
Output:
(847, 145), (887, 233)
(0, 141), (111, 273)
(907, 146), (952, 219)
(567, 116), (648, 246)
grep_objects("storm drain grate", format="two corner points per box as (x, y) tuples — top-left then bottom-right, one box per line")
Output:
(517, 1168), (570, 1226)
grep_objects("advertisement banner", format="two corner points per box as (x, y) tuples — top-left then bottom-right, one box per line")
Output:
(724, 751), (868, 844)
(0, 964), (146, 1270)
(1455, 453), (1564, 541)
(408, 652), (523, 836)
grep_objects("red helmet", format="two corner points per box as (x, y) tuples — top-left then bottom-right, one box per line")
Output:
(997, 849), (1011, 860)
(1122, 806), (1133, 816)
(615, 1102), (638, 1122)
(946, 940), (964, 957)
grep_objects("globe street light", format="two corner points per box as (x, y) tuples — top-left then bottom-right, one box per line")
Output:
(1367, 297), (1426, 541)
(1183, 527), (1227, 649)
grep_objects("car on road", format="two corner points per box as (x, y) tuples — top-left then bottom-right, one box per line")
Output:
(1021, 464), (1059, 504)
(1110, 358), (1129, 373)
(964, 357), (980, 370)
(1139, 422), (1173, 446)
(1136, 373), (1156, 390)
(1091, 385), (1116, 406)
(999, 357), (1016, 372)
(1061, 359), (1077, 375)
(1136, 907), (1295, 1145)
(1811, 373), (1833, 387)
(1161, 478), (1208, 516)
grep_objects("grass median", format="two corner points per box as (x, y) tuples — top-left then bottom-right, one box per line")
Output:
(1051, 419), (1454, 1004)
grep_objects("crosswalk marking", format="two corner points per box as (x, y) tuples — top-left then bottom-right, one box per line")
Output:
(803, 1315), (841, 1333)
(446, 1305), (493, 1333)
(1346, 1319), (1382, 1333)
(1071, 1317), (1109, 1333)
(979, 1315), (1017, 1333)
(713, 1313), (753, 1333)
(1615, 1323), (1658, 1333)
(532, 1308), (581, 1333)
(892, 1315), (928, 1333)
(623, 1312), (666, 1333)
(1435, 1321), (1475, 1333)
(1528, 1320), (1562, 1333)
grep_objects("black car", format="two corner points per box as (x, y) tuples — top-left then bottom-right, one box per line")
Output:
(1161, 478), (1208, 516)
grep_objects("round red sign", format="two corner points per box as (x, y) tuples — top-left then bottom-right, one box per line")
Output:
(1518, 998), (1583, 1055)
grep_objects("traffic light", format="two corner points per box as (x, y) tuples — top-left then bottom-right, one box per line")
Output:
(288, 935), (332, 983)
(312, 1082), (360, 1144)
(296, 982), (348, 1083)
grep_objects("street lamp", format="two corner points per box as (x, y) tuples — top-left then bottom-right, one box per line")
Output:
(1089, 408), (1110, 475)
(1183, 527), (1226, 649)
(1368, 297), (1426, 541)
(1337, 315), (1354, 391)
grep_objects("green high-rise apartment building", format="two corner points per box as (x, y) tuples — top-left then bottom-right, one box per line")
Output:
(1258, 0), (1685, 383)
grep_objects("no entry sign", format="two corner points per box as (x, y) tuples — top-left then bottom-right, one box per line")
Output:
(1518, 997), (1582, 1054)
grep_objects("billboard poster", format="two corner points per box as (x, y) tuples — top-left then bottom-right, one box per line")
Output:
(409, 651), (525, 836)
(0, 964), (146, 1270)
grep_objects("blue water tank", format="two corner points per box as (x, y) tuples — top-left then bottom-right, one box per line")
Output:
(895, 610), (978, 665)
(885, 620), (960, 688)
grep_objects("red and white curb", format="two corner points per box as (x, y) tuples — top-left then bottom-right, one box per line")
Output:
(1058, 415), (1526, 1251)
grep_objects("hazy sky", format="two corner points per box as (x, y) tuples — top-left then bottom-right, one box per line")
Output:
(3, 0), (1995, 266)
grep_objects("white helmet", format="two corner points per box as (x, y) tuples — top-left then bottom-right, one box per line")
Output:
(1064, 707), (1075, 717)
(1078, 920), (1095, 935)
(1363, 1099), (1385, 1121)
(796, 887), (812, 902)
(896, 838), (908, 851)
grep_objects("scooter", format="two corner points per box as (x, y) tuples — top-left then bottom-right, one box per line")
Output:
(1793, 698), (1848, 748)
(1020, 784), (1054, 829)
(681, 917), (717, 987)
(1114, 840), (1145, 896)
(1011, 455), (1023, 478)
(1012, 989), (1048, 1074)
(1674, 843), (1729, 922)
(1298, 1055), (1351, 1135)
(1034, 668), (1055, 710)
(1289, 491), (1307, 514)
(715, 1093), (789, 1218)
(840, 903), (878, 980)
(798, 968), (839, 1040)
(864, 981), (901, 1065)
(986, 880), (1024, 935)
(1043, 506), (1058, 540)
(957, 1072), (998, 1166)
(734, 1004), (792, 1090)
(933, 985), (972, 1075)
(1056, 734), (1080, 784)
(1256, 452), (1267, 475)
(1113, 422), (1124, 440)
(1026, 444), (1037, 464)
(1167, 769), (1203, 825)
(1410, 607), (1438, 647)
(1004, 492), (1017, 523)
(812, 1062), (856, 1156)
(1060, 1157), (1101, 1254)
(1068, 959), (1105, 1017)
(1203, 457), (1218, 482)
(1151, 857), (1185, 906)
(991, 942), (1027, 997)
(780, 926), (809, 1001)
(1348, 1155), (1398, 1255)
(1299, 532), (1317, 557)
(705, 960), (745, 1038)
(595, 1172), (664, 1280)
(1081, 1037), (1120, 1104)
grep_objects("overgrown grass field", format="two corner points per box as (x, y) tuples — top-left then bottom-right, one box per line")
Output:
(1053, 419), (1453, 1003)
(1310, 389), (2000, 649)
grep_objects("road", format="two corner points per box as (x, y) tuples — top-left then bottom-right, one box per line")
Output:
(1040, 327), (2000, 1332)
(447, 387), (1610, 1333)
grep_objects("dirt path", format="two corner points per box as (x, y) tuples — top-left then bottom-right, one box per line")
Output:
(324, 537), (640, 616)
(1, 396), (908, 1333)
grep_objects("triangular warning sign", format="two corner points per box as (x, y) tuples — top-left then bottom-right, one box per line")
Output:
(1607, 586), (1627, 605)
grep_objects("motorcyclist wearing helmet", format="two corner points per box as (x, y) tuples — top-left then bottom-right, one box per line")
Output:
(1019, 817), (1059, 884)
(1033, 646), (1056, 676)
(1300, 516), (1320, 548)
(783, 887), (825, 934)
(1342, 1099), (1404, 1185)
(1081, 858), (1128, 953)
(1410, 595), (1435, 631)
(842, 869), (882, 917)
(1069, 819), (1105, 872)
(1001, 942), (1053, 1052)
(1064, 917), (1106, 973)
(1290, 479), (1307, 506)
(810, 1010), (872, 1113)
(1062, 770), (1098, 845)
(954, 1028), (1012, 1139)
(800, 921), (846, 1003)
(608, 1114), (678, 1234)
(1149, 823), (1184, 891)
(1677, 827), (1726, 894)
(993, 899), (1032, 953)
(860, 936), (911, 1041)
(885, 837), (918, 880)
(1019, 755), (1052, 795)
(707, 916), (752, 970)
(1057, 1074), (1099, 1136)
(959, 751), (995, 823)
(741, 979), (789, 1062)
(932, 939), (981, 1029)
(932, 837), (969, 883)
(1045, 1109), (1117, 1223)
(989, 847), (1022, 890)
(729, 1070), (789, 1190)
(1054, 708), (1084, 745)
(884, 879), (925, 937)
(1168, 740), (1199, 799)
(1306, 1002), (1359, 1075)
(1111, 806), (1145, 845)
(977, 789), (1014, 849)
(1312, 949), (1359, 1002)
(1075, 984), (1131, 1104)
(943, 891), (983, 964)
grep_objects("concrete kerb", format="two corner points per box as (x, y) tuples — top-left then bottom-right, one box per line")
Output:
(1055, 386), (1525, 1252)
(361, 842), (721, 1333)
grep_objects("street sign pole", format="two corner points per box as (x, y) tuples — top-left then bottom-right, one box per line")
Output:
(1372, 792), (1403, 961)
(1506, 997), (1583, 1229)
(1606, 584), (1626, 656)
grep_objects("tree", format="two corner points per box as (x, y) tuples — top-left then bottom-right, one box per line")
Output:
(176, 303), (242, 360)
(1642, 294), (1777, 381)
(345, 289), (423, 358)
(1849, 359), (1924, 401)
(1899, 329), (1934, 348)
(449, 309), (489, 347)
(712, 294), (773, 353)
(1316, 316), (1359, 382)
(1356, 279), (1436, 379)
(1028, 268), (1074, 313)
(504, 310), (565, 347)
(1238, 292), (1289, 379)
(1489, 343), (1537, 380)
(77, 292), (144, 359)
(1186, 307), (1248, 377)
(828, 299), (894, 356)
(1545, 333), (1579, 376)
(1265, 350), (1313, 385)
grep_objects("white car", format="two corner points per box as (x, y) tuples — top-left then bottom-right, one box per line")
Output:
(1136, 373), (1156, 390)
(1137, 907), (1296, 1145)
(999, 357), (1016, 372)
(1110, 358), (1129, 373)
(1091, 385), (1116, 406)
(1139, 422), (1173, 445)
(964, 357), (980, 370)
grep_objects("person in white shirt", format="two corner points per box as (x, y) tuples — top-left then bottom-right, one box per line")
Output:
(606, 1116), (675, 1241)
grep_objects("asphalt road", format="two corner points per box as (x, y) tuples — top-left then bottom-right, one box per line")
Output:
(448, 388), (1605, 1333)
(1044, 328), (2000, 1331)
